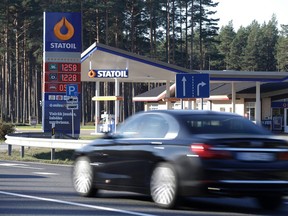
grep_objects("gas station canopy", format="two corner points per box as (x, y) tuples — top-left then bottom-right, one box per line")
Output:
(81, 42), (288, 83)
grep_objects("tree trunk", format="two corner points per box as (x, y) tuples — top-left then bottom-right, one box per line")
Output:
(166, 0), (170, 63)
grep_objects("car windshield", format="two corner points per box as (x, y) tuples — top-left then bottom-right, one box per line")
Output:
(181, 114), (270, 135)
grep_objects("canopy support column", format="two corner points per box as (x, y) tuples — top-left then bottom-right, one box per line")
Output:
(166, 81), (171, 110)
(231, 82), (236, 113)
(115, 79), (119, 131)
(94, 81), (100, 134)
(256, 81), (261, 125)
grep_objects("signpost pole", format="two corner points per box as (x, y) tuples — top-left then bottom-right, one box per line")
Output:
(72, 109), (74, 138)
(51, 122), (55, 160)
(51, 122), (55, 139)
(201, 98), (204, 110)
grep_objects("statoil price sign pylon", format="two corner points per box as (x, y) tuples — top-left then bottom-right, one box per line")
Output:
(42, 12), (82, 138)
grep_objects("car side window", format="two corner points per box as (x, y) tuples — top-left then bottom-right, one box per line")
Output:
(118, 114), (169, 139)
(117, 116), (143, 138)
(185, 115), (266, 134)
(137, 115), (169, 138)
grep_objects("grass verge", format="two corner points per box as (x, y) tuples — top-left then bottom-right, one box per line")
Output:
(1, 124), (102, 164)
(0, 146), (74, 165)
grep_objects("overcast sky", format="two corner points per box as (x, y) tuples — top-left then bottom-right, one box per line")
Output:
(216, 0), (288, 30)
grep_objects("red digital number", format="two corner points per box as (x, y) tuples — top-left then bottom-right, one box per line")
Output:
(60, 73), (80, 82)
(58, 84), (66, 92)
(60, 63), (79, 72)
(44, 83), (81, 93)
(59, 83), (81, 92)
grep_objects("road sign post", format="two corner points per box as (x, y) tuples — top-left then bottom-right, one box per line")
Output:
(66, 84), (79, 138)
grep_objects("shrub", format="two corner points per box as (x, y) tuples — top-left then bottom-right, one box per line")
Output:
(0, 123), (15, 140)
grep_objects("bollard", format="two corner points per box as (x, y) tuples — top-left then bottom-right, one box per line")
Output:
(20, 146), (24, 158)
(51, 148), (55, 161)
(8, 144), (12, 156)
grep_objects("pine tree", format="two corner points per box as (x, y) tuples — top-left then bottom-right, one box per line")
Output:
(243, 20), (261, 71)
(217, 21), (236, 70)
(258, 15), (278, 71)
(230, 26), (249, 70)
(276, 25), (288, 71)
(194, 0), (219, 69)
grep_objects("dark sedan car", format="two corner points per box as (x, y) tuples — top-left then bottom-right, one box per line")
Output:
(72, 110), (288, 210)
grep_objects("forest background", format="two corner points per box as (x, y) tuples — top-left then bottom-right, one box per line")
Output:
(1, 0), (288, 125)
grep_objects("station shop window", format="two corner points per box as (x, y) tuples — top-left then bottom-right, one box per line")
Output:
(245, 102), (255, 121)
(272, 108), (283, 117)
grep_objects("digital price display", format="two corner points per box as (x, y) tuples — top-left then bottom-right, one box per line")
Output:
(45, 83), (81, 92)
(59, 73), (81, 82)
(45, 63), (81, 72)
(59, 63), (81, 72)
(45, 73), (81, 82)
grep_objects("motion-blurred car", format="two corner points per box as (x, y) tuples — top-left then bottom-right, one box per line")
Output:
(72, 110), (288, 210)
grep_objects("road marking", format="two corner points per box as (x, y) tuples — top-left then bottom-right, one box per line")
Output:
(0, 191), (157, 216)
(0, 163), (43, 170)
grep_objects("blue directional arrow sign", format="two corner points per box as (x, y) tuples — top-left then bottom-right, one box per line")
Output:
(176, 73), (210, 98)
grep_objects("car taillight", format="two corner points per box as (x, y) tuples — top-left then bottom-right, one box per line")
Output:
(278, 152), (288, 160)
(190, 143), (232, 159)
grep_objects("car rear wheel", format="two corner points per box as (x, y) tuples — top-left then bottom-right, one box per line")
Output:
(150, 162), (178, 209)
(73, 156), (97, 197)
(256, 195), (283, 210)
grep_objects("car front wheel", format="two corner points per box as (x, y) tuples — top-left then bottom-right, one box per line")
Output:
(73, 156), (97, 197)
(150, 162), (178, 209)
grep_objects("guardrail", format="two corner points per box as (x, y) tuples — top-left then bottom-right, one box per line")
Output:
(4, 132), (91, 160)
(5, 132), (288, 161)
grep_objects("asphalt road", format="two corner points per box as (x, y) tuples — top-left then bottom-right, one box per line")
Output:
(1, 160), (288, 216)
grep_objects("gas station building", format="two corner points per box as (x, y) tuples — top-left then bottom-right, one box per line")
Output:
(81, 42), (288, 133)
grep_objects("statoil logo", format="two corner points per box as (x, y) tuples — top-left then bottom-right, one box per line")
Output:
(50, 16), (77, 50)
(54, 17), (74, 41)
(88, 69), (129, 78)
